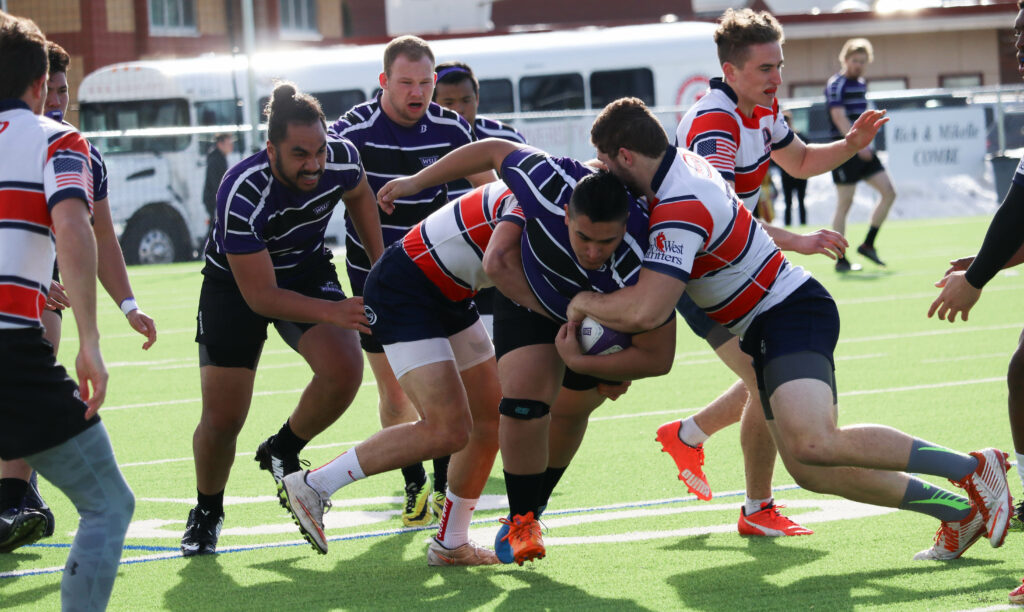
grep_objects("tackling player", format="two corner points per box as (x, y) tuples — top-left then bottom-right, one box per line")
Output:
(573, 96), (1012, 563)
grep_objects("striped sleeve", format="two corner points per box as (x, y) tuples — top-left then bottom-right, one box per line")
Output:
(499, 146), (590, 219)
(824, 76), (846, 108)
(44, 131), (93, 213)
(769, 104), (795, 151)
(327, 137), (365, 191)
(684, 111), (739, 181)
(643, 197), (711, 282)
(90, 143), (109, 201)
(219, 169), (268, 254)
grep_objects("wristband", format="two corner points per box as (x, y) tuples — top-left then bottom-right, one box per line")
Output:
(119, 297), (138, 316)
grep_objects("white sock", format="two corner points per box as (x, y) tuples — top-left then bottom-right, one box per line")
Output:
(434, 491), (477, 549)
(679, 417), (709, 447)
(306, 448), (365, 498)
(744, 497), (772, 516)
(1016, 452), (1024, 492)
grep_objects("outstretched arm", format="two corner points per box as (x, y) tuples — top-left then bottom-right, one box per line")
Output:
(763, 224), (847, 260)
(377, 138), (523, 210)
(772, 109), (887, 178)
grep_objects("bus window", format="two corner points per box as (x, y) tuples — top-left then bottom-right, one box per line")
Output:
(590, 68), (654, 108)
(81, 98), (190, 154)
(195, 99), (243, 153)
(478, 78), (514, 114)
(519, 73), (584, 112)
(314, 90), (366, 120)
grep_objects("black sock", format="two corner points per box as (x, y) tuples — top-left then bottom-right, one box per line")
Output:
(864, 226), (880, 248)
(401, 463), (427, 488)
(503, 470), (546, 517)
(271, 420), (308, 456)
(0, 478), (28, 512)
(432, 455), (450, 494)
(196, 489), (224, 516)
(538, 466), (567, 514)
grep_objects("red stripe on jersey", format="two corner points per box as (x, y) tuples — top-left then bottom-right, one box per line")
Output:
(457, 189), (492, 253)
(707, 250), (785, 325)
(0, 283), (45, 322)
(0, 189), (50, 226)
(402, 227), (475, 302)
(733, 159), (770, 197)
(690, 205), (755, 278)
(649, 199), (713, 237)
(685, 111), (739, 148)
(47, 131), (89, 161)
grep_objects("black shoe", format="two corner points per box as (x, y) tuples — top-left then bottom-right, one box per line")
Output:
(857, 244), (886, 266)
(181, 506), (223, 557)
(835, 257), (862, 273)
(255, 436), (307, 485)
(0, 507), (48, 553)
(23, 475), (54, 538)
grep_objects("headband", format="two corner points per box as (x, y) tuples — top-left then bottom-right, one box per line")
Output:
(436, 66), (472, 81)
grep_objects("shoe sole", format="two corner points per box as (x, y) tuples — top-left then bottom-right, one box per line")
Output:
(654, 427), (712, 501)
(514, 545), (545, 566)
(278, 481), (328, 555)
(0, 515), (47, 553)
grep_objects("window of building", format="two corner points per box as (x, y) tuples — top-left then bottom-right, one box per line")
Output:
(866, 77), (908, 93)
(149, 0), (196, 35)
(81, 98), (191, 154)
(195, 99), (244, 154)
(590, 68), (654, 108)
(519, 73), (584, 112)
(280, 0), (319, 37)
(314, 90), (366, 120)
(478, 78), (514, 114)
(940, 73), (982, 89)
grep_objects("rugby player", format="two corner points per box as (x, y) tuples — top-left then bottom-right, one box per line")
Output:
(930, 1), (1024, 597)
(0, 40), (156, 552)
(826, 37), (898, 272)
(574, 96), (1011, 562)
(378, 140), (676, 565)
(327, 36), (496, 527)
(182, 82), (382, 556)
(659, 8), (887, 537)
(0, 14), (133, 607)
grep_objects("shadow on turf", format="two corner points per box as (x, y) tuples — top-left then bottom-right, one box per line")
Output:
(663, 533), (1004, 610)
(0, 550), (60, 609)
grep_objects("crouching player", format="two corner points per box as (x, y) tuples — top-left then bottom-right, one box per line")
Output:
(379, 139), (676, 565)
(278, 181), (514, 564)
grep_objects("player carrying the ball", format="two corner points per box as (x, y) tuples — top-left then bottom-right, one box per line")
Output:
(379, 139), (675, 565)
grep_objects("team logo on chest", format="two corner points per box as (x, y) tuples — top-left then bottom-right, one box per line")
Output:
(762, 127), (772, 155)
(419, 155), (440, 167)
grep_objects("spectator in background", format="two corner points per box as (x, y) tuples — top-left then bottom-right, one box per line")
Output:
(779, 110), (808, 226)
(204, 133), (233, 224)
(825, 38), (897, 272)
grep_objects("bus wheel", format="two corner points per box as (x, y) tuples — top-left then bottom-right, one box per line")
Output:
(122, 208), (188, 265)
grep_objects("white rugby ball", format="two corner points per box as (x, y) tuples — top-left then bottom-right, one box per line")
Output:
(577, 316), (632, 356)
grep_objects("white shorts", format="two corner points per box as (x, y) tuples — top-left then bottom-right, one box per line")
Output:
(383, 318), (494, 379)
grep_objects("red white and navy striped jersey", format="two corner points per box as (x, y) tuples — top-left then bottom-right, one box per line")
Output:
(646, 145), (808, 335)
(401, 181), (522, 302)
(675, 78), (793, 211)
(0, 100), (94, 329)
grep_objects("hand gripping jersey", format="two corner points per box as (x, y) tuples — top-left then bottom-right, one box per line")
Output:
(646, 146), (809, 335)
(401, 180), (522, 301)
(329, 95), (476, 280)
(824, 73), (867, 139)
(675, 78), (793, 211)
(204, 136), (364, 281)
(499, 146), (650, 322)
(0, 101), (94, 329)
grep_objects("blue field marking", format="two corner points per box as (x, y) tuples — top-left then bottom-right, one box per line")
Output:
(0, 484), (805, 580)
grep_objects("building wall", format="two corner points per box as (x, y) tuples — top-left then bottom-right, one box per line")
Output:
(784, 29), (1003, 95)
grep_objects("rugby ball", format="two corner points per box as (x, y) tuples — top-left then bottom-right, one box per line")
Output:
(578, 316), (632, 355)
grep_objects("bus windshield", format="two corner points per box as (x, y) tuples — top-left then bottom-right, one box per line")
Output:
(81, 98), (191, 154)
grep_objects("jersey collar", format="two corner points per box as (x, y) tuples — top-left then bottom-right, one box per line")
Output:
(0, 99), (31, 113)
(650, 144), (678, 197)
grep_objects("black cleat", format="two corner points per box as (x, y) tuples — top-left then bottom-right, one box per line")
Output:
(835, 257), (862, 273)
(0, 507), (48, 553)
(857, 244), (886, 266)
(24, 475), (54, 538)
(181, 506), (223, 557)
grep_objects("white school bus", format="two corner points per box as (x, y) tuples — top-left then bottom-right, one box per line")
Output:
(78, 20), (719, 264)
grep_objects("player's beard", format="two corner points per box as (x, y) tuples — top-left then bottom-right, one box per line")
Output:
(275, 155), (323, 192)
